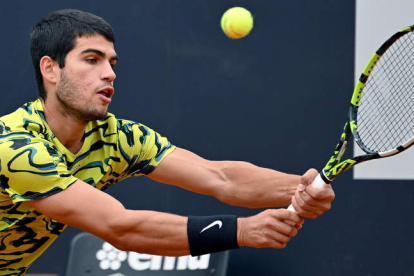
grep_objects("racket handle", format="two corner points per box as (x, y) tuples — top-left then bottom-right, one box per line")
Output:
(287, 173), (329, 214)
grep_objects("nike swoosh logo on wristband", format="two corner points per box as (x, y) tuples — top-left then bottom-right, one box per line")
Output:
(200, 220), (223, 233)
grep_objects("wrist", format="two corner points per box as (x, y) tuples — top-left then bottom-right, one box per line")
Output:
(187, 215), (239, 256)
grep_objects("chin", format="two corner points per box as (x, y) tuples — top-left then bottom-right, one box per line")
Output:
(81, 109), (108, 121)
(93, 111), (109, 121)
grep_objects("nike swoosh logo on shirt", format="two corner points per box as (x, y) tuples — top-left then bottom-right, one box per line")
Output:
(200, 220), (223, 233)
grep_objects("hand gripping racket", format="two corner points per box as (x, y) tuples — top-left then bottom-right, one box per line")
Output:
(288, 25), (414, 213)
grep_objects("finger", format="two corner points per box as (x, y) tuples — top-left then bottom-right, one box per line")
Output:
(273, 209), (303, 224)
(294, 189), (330, 216)
(294, 223), (303, 230)
(266, 211), (301, 237)
(282, 209), (305, 228)
(256, 227), (293, 249)
(267, 240), (287, 249)
(266, 229), (295, 246)
(292, 195), (318, 219)
(300, 168), (319, 186)
(296, 189), (331, 211)
(291, 195), (306, 218)
(267, 218), (299, 237)
(306, 184), (335, 201)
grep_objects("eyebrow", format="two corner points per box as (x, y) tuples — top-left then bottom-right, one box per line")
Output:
(80, 48), (119, 62)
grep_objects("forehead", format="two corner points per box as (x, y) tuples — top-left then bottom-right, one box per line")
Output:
(71, 35), (116, 55)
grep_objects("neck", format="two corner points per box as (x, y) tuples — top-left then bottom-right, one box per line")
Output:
(40, 98), (87, 154)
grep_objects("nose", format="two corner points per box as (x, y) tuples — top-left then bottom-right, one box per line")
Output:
(102, 62), (116, 82)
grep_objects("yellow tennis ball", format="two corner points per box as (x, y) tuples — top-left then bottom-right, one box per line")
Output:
(221, 7), (253, 39)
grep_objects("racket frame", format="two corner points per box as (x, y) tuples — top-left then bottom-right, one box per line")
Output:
(320, 25), (414, 184)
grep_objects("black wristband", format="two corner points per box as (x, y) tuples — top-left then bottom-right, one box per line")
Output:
(187, 215), (239, 256)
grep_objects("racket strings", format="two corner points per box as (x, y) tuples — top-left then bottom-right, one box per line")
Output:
(357, 31), (414, 153)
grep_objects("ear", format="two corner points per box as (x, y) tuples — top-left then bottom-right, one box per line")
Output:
(39, 56), (59, 84)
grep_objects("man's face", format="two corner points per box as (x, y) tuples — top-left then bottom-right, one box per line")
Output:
(55, 34), (118, 121)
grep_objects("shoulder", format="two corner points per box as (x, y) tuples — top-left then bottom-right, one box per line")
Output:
(0, 135), (62, 166)
(0, 101), (56, 156)
(1, 101), (39, 126)
(0, 100), (51, 140)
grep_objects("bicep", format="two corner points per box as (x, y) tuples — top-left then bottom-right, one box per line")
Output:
(147, 147), (226, 196)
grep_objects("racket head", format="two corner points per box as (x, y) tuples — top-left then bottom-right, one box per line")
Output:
(350, 26), (414, 157)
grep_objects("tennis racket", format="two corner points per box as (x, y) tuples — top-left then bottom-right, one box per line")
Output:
(288, 25), (414, 213)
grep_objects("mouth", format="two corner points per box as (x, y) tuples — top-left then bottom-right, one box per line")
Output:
(97, 86), (114, 102)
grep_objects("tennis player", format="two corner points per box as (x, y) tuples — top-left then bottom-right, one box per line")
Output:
(0, 9), (335, 275)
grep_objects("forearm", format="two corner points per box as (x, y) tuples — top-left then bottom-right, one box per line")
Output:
(212, 161), (300, 208)
(105, 210), (190, 256)
(148, 148), (299, 208)
(29, 181), (191, 257)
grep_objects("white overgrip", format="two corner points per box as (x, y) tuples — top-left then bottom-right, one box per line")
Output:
(287, 173), (329, 213)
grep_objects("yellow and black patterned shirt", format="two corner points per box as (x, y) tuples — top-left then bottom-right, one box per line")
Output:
(0, 99), (175, 275)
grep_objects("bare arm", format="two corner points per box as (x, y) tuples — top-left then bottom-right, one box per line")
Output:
(28, 179), (304, 255)
(29, 180), (190, 256)
(148, 147), (299, 208)
(149, 148), (334, 217)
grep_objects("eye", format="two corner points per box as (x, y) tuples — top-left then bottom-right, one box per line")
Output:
(110, 59), (118, 68)
(85, 57), (97, 64)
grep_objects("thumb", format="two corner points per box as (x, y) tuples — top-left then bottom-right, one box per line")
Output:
(300, 168), (319, 190)
(297, 183), (306, 192)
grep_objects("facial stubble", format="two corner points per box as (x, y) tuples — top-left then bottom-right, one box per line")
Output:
(56, 71), (108, 122)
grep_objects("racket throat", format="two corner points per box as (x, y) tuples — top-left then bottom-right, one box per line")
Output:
(336, 140), (348, 161)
